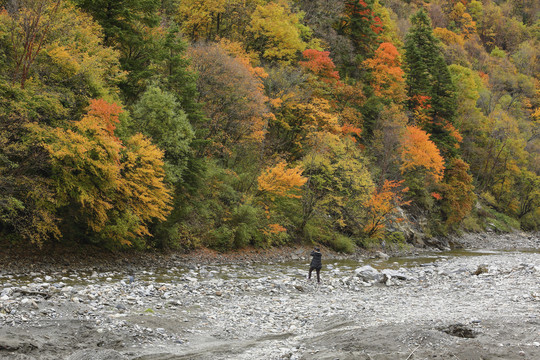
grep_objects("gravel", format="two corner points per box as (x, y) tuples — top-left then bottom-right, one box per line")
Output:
(1, 232), (539, 359)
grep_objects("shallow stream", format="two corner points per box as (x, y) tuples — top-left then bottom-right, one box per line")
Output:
(2, 247), (539, 288)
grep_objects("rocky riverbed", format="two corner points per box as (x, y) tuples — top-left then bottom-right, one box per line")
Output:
(1, 233), (539, 360)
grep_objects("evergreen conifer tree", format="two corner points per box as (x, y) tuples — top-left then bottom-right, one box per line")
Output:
(74, 0), (161, 102)
(339, 0), (383, 76)
(404, 9), (458, 158)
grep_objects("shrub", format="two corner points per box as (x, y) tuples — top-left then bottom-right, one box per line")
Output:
(210, 225), (235, 251)
(356, 235), (379, 249)
(302, 219), (333, 245)
(520, 209), (540, 231)
(386, 231), (406, 245)
(331, 235), (356, 253)
(461, 213), (484, 233)
(231, 204), (264, 248)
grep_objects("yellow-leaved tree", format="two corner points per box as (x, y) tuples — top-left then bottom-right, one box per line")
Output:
(32, 99), (172, 247)
(301, 132), (374, 237)
(247, 1), (308, 63)
(439, 158), (476, 226)
(257, 161), (307, 199)
(256, 160), (307, 243)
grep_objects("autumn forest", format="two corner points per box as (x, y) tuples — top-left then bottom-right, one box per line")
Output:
(0, 0), (538, 252)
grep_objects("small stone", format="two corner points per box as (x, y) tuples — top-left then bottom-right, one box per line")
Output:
(473, 264), (489, 276)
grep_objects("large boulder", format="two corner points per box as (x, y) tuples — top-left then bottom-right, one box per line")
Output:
(381, 269), (412, 281)
(354, 265), (383, 283)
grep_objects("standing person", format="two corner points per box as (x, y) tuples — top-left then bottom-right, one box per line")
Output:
(308, 247), (322, 283)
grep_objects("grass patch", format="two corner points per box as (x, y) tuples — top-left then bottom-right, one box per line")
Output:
(481, 207), (520, 233)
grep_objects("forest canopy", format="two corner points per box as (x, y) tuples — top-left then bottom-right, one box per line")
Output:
(0, 0), (538, 251)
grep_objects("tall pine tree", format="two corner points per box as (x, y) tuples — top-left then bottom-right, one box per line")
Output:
(404, 9), (458, 158)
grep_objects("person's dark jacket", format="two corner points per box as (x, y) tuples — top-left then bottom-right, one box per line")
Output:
(310, 250), (322, 269)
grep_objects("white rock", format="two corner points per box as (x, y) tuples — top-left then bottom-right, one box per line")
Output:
(354, 265), (382, 282)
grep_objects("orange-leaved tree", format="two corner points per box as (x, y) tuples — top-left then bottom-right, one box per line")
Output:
(299, 48), (365, 138)
(256, 160), (307, 240)
(362, 42), (407, 103)
(400, 125), (446, 208)
(400, 125), (445, 183)
(300, 49), (340, 83)
(364, 180), (410, 239)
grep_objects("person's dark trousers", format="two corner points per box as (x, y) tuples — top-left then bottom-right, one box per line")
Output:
(308, 266), (321, 283)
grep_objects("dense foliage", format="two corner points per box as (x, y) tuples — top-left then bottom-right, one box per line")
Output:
(0, 0), (538, 251)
